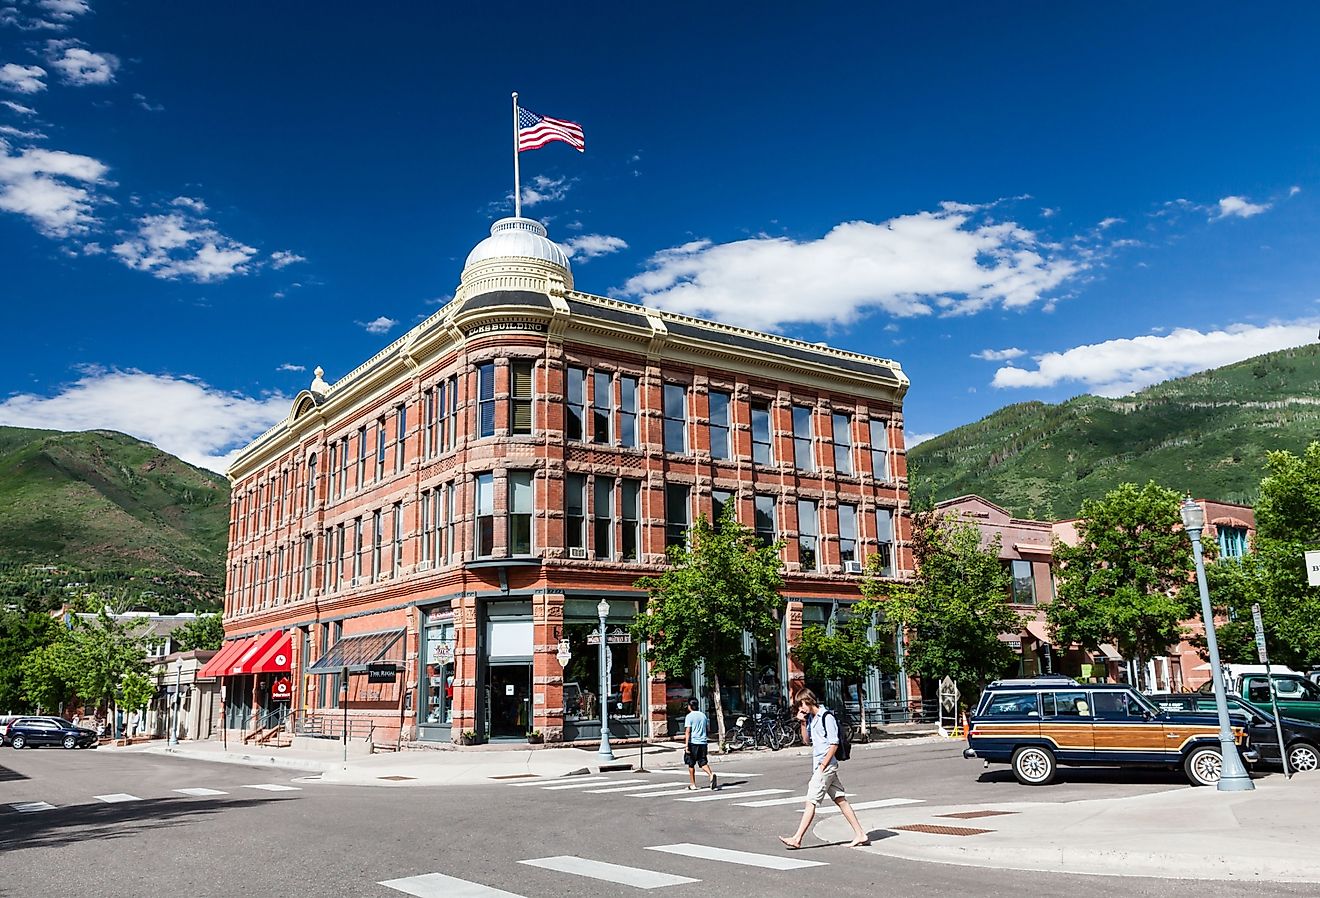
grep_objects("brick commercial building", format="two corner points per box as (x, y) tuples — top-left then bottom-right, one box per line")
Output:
(216, 216), (913, 746)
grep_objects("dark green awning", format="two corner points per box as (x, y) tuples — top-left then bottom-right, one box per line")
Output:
(307, 629), (405, 674)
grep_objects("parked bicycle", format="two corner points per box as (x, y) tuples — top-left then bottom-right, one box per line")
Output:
(723, 712), (790, 752)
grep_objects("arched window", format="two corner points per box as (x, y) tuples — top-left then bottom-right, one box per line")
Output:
(306, 453), (318, 510)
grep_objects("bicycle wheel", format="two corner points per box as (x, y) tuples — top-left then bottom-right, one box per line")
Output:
(722, 726), (744, 752)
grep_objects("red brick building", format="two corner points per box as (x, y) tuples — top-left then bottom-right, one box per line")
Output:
(217, 217), (913, 745)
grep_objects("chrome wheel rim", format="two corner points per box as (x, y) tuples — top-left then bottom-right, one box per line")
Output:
(1289, 746), (1319, 772)
(1018, 749), (1049, 781)
(1192, 750), (1222, 783)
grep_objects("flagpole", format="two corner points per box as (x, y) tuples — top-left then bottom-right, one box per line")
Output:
(512, 91), (521, 219)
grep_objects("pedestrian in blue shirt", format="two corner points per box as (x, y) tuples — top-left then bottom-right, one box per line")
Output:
(779, 689), (870, 849)
(683, 698), (717, 791)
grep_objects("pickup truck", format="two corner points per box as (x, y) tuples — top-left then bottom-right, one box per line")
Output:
(1199, 673), (1320, 724)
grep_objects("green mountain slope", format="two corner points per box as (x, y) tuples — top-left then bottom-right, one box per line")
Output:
(908, 343), (1320, 519)
(0, 427), (230, 610)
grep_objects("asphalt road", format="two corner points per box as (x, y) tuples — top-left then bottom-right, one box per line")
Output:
(0, 738), (1310, 898)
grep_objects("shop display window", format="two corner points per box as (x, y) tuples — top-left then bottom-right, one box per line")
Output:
(424, 611), (456, 725)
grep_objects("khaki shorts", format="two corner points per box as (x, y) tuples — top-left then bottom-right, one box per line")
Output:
(805, 766), (846, 806)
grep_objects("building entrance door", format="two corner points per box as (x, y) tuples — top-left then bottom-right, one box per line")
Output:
(487, 664), (531, 739)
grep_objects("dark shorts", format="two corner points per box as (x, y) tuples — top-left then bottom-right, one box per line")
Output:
(686, 743), (709, 767)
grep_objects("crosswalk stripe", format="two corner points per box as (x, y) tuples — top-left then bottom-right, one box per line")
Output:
(541, 778), (627, 791)
(654, 768), (762, 777)
(814, 797), (923, 815)
(95, 793), (141, 803)
(677, 788), (790, 803)
(519, 856), (698, 889)
(242, 784), (301, 792)
(175, 788), (228, 797)
(581, 780), (651, 793)
(627, 786), (738, 798)
(646, 842), (828, 870)
(511, 776), (608, 788)
(10, 801), (55, 813)
(736, 793), (850, 807)
(380, 872), (526, 898)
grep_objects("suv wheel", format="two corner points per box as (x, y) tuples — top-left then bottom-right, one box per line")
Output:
(62, 735), (77, 750)
(1184, 745), (1223, 786)
(1287, 742), (1319, 773)
(11, 735), (26, 750)
(1011, 745), (1057, 785)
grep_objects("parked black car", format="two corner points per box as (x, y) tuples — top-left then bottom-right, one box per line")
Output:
(1151, 693), (1320, 773)
(6, 716), (98, 750)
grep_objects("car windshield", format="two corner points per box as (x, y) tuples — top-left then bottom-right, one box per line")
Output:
(50, 718), (75, 728)
(1124, 691), (1161, 715)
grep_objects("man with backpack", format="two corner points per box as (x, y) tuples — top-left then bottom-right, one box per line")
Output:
(779, 688), (870, 849)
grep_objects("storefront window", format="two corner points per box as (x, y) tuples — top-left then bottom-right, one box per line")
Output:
(561, 600), (639, 723)
(424, 609), (455, 725)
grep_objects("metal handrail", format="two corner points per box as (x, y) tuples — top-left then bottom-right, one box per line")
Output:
(291, 710), (375, 741)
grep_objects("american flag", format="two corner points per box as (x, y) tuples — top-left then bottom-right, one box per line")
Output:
(518, 107), (585, 153)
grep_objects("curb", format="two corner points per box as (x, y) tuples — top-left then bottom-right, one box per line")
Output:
(143, 746), (332, 773)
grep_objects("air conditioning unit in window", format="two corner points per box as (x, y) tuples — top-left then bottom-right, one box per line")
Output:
(416, 560), (432, 572)
(843, 561), (864, 574)
(568, 546), (588, 559)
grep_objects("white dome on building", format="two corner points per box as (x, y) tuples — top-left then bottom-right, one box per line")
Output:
(463, 217), (570, 274)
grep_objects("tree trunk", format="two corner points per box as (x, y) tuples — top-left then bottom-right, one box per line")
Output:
(711, 673), (728, 751)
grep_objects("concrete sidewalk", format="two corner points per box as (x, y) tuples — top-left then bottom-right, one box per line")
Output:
(120, 724), (942, 786)
(816, 772), (1320, 883)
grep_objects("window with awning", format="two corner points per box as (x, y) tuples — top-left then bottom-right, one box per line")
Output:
(307, 629), (405, 674)
(231, 630), (292, 675)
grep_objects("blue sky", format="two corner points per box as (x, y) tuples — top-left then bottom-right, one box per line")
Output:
(2, 2), (1318, 471)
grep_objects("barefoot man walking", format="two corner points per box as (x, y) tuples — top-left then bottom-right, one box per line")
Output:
(779, 689), (870, 849)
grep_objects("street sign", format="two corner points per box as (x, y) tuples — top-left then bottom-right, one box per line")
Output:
(938, 676), (957, 713)
(1251, 603), (1269, 664)
(1306, 550), (1320, 587)
(587, 626), (632, 646)
(555, 638), (572, 668)
(366, 662), (398, 684)
(271, 676), (292, 700)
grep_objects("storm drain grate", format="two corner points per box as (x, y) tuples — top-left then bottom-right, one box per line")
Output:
(488, 773), (540, 780)
(377, 775), (417, 781)
(895, 823), (993, 837)
(935, 810), (1018, 820)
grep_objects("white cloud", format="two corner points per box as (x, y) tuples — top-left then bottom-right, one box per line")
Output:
(170, 195), (206, 212)
(0, 6), (65, 30)
(520, 174), (570, 206)
(270, 249), (306, 268)
(359, 316), (397, 334)
(0, 63), (47, 93)
(622, 206), (1083, 331)
(971, 347), (1026, 361)
(905, 431), (938, 448)
(1289, 185), (1301, 197)
(277, 363), (305, 372)
(0, 369), (290, 473)
(563, 233), (627, 260)
(38, 0), (90, 21)
(133, 92), (163, 112)
(45, 41), (118, 85)
(0, 138), (106, 235)
(1215, 195), (1270, 220)
(2, 99), (37, 114)
(0, 124), (44, 139)
(991, 321), (1318, 397)
(112, 210), (258, 282)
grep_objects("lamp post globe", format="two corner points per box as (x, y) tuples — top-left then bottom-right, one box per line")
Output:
(597, 599), (614, 761)
(1181, 495), (1254, 791)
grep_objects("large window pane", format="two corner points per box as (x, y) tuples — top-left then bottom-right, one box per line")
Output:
(509, 471), (533, 555)
(832, 412), (852, 474)
(870, 418), (889, 479)
(619, 376), (638, 448)
(476, 473), (494, 557)
(751, 402), (772, 465)
(511, 361), (533, 435)
(1011, 559), (1036, 605)
(665, 484), (690, 549)
(874, 508), (895, 577)
(709, 391), (731, 460)
(754, 495), (776, 547)
(663, 383), (687, 454)
(839, 503), (857, 563)
(621, 479), (640, 561)
(566, 367), (586, 441)
(792, 405), (814, 471)
(477, 363), (496, 438)
(593, 477), (613, 559)
(566, 473), (586, 551)
(712, 488), (733, 524)
(592, 371), (612, 443)
(798, 499), (818, 571)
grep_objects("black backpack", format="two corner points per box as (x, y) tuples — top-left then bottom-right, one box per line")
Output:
(819, 709), (851, 762)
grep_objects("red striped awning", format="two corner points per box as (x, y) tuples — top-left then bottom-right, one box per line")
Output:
(234, 630), (292, 675)
(197, 636), (257, 679)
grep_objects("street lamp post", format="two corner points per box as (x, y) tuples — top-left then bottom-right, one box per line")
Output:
(1181, 496), (1254, 792)
(597, 599), (614, 761)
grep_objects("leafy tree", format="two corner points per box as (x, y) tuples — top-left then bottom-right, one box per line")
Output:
(21, 639), (79, 713)
(1190, 443), (1320, 669)
(633, 508), (785, 749)
(119, 670), (156, 716)
(1048, 481), (1198, 676)
(0, 610), (63, 712)
(878, 509), (1021, 704)
(66, 610), (157, 714)
(174, 613), (225, 651)
(790, 602), (897, 716)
